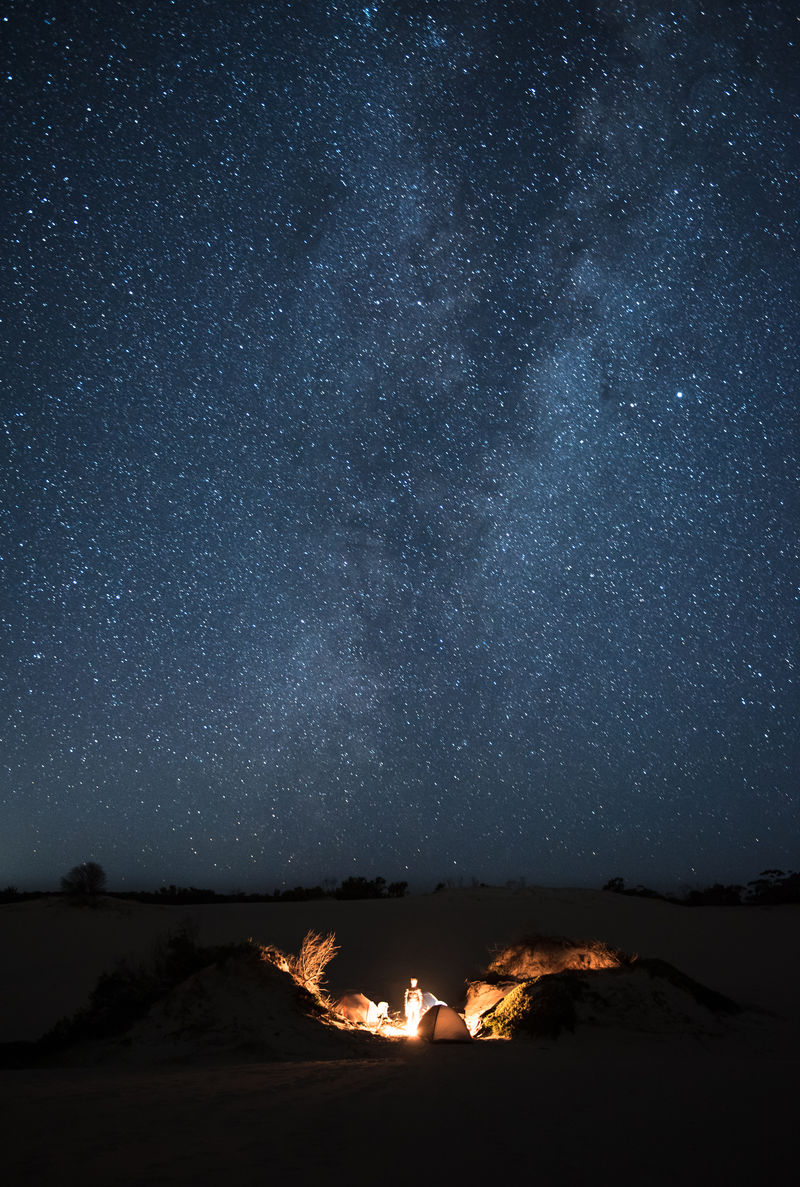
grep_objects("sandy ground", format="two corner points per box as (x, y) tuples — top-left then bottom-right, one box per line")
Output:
(1, 887), (798, 1186)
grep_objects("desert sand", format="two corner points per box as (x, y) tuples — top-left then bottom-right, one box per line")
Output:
(1, 886), (797, 1185)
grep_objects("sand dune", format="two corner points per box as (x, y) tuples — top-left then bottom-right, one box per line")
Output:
(3, 885), (798, 1039)
(2, 887), (797, 1185)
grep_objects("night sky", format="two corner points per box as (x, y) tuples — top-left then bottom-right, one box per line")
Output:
(2, 1), (797, 894)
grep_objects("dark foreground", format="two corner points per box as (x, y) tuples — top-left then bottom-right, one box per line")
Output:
(3, 1032), (797, 1187)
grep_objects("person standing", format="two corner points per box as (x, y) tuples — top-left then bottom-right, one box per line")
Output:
(404, 977), (423, 1034)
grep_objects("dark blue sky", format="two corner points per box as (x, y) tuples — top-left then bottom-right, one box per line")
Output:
(2, 1), (797, 892)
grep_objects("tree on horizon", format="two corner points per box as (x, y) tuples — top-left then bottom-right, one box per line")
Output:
(60, 861), (107, 900)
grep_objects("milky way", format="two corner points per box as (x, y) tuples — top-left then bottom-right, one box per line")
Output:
(2, 1), (797, 891)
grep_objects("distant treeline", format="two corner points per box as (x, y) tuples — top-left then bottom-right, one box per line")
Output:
(603, 868), (800, 907)
(0, 874), (408, 905)
(121, 874), (410, 904)
(3, 869), (798, 907)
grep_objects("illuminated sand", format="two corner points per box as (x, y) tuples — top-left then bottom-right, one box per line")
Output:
(2, 887), (798, 1185)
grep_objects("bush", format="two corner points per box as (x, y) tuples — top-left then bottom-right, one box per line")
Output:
(745, 869), (800, 905)
(603, 876), (625, 893)
(487, 934), (628, 979)
(335, 876), (387, 899)
(275, 884), (326, 901)
(287, 930), (338, 994)
(602, 877), (671, 901)
(481, 978), (579, 1039)
(684, 883), (743, 907)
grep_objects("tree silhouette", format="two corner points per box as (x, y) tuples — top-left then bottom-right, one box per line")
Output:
(60, 861), (107, 899)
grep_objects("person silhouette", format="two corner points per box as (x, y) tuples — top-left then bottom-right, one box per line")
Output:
(404, 976), (423, 1034)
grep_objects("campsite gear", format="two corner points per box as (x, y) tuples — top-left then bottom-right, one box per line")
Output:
(416, 1004), (472, 1043)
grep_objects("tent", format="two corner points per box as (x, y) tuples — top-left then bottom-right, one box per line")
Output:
(333, 992), (379, 1027)
(416, 1003), (471, 1043)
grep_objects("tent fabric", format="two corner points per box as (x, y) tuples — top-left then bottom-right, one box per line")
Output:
(421, 991), (443, 1012)
(333, 992), (378, 1026)
(417, 1003), (471, 1043)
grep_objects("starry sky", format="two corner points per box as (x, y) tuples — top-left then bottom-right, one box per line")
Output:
(2, 0), (798, 893)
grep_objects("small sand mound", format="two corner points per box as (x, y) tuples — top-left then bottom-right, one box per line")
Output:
(32, 937), (390, 1066)
(476, 959), (741, 1041)
(121, 950), (383, 1062)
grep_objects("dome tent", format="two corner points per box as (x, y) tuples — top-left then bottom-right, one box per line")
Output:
(416, 1003), (471, 1042)
(333, 992), (380, 1027)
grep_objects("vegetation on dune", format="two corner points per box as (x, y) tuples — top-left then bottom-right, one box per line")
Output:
(43, 924), (262, 1047)
(471, 928), (744, 1042)
(0, 875), (411, 906)
(59, 861), (107, 903)
(480, 978), (580, 1039)
(46, 873), (409, 905)
(286, 929), (339, 995)
(36, 923), (346, 1054)
(0, 887), (41, 903)
(602, 868), (800, 906)
(1, 866), (797, 907)
(739, 869), (800, 906)
(334, 875), (408, 899)
(476, 935), (629, 1039)
(487, 934), (630, 980)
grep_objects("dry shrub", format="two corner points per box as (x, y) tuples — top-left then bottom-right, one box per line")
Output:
(287, 930), (339, 994)
(487, 933), (631, 980)
(258, 943), (291, 974)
